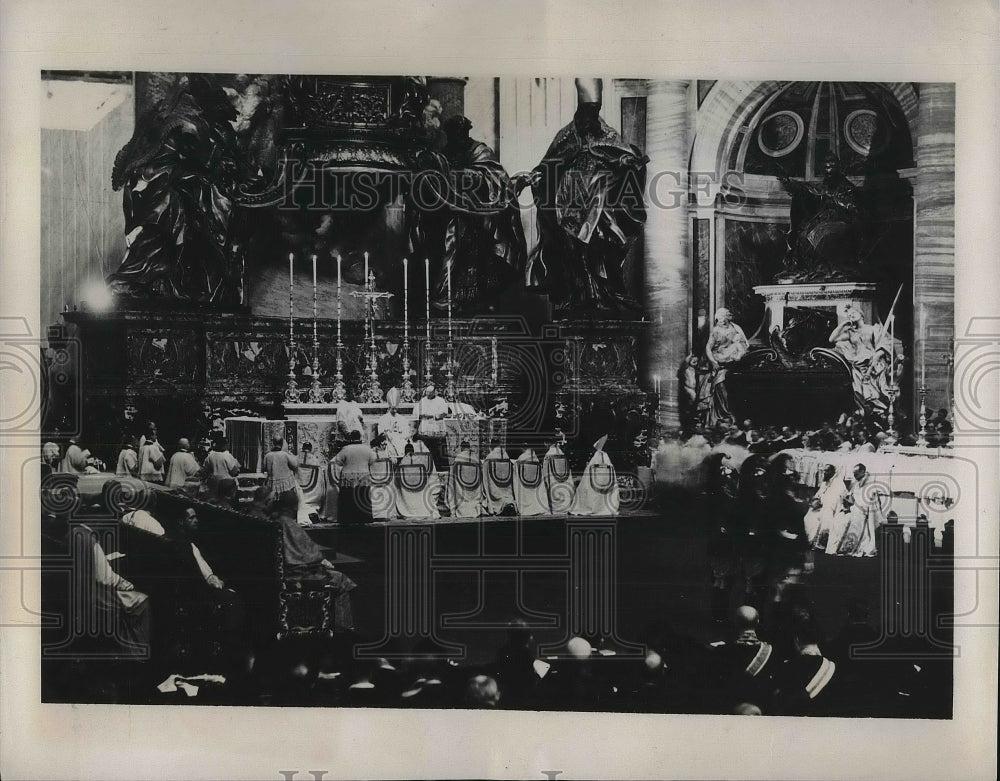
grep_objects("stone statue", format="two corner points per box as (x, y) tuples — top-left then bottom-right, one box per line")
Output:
(777, 154), (866, 282)
(525, 78), (648, 312)
(704, 308), (749, 425)
(413, 115), (527, 313)
(108, 74), (261, 305)
(828, 305), (901, 416)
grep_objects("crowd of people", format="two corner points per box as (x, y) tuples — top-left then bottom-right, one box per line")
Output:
(55, 595), (946, 717)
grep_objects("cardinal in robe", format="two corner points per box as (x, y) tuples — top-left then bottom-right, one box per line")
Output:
(543, 436), (576, 515)
(513, 447), (549, 516)
(569, 435), (620, 516)
(447, 440), (483, 518)
(395, 443), (442, 520)
(482, 438), (516, 516)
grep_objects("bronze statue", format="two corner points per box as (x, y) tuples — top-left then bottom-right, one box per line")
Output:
(107, 74), (261, 305)
(412, 114), (527, 313)
(777, 154), (866, 282)
(525, 78), (648, 313)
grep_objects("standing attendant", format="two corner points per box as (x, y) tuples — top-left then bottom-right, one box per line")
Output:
(115, 436), (139, 478)
(414, 384), (451, 471)
(165, 437), (200, 488)
(336, 389), (366, 444)
(263, 437), (300, 520)
(333, 430), (377, 525)
(61, 438), (88, 474)
(139, 433), (166, 484)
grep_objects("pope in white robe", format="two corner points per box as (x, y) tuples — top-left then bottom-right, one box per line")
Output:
(569, 435), (620, 516)
(447, 441), (483, 518)
(377, 388), (413, 458)
(513, 448), (549, 516)
(543, 441), (576, 515)
(482, 442), (516, 515)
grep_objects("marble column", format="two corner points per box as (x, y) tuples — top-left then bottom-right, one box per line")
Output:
(913, 83), (955, 417)
(642, 80), (692, 428)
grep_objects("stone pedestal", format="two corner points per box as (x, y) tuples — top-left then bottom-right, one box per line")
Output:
(754, 281), (880, 341)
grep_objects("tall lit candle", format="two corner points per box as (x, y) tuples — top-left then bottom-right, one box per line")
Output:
(288, 252), (294, 342)
(364, 251), (369, 289)
(890, 315), (895, 380)
(403, 257), (409, 341)
(336, 254), (342, 341)
(447, 263), (452, 343)
(425, 258), (430, 339)
(311, 254), (318, 344)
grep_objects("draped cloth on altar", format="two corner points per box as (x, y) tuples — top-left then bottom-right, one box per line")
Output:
(513, 449), (549, 516)
(570, 450), (620, 516)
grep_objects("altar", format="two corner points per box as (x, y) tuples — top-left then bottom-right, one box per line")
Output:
(226, 407), (506, 469)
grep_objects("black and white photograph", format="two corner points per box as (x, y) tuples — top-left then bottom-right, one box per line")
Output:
(2, 2), (998, 780)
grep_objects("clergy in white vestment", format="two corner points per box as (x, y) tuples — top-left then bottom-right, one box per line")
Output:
(569, 435), (620, 516)
(377, 388), (412, 457)
(543, 439), (576, 514)
(395, 443), (442, 520)
(296, 442), (327, 524)
(803, 463), (841, 550)
(368, 433), (399, 520)
(482, 439), (516, 516)
(825, 463), (884, 557)
(513, 448), (549, 516)
(414, 384), (451, 471)
(447, 440), (483, 518)
(336, 389), (367, 443)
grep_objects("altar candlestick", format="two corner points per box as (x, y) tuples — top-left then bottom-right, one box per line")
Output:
(311, 255), (318, 341)
(336, 254), (342, 335)
(425, 258), (430, 338)
(288, 253), (294, 341)
(403, 258), (409, 340)
(890, 316), (895, 380)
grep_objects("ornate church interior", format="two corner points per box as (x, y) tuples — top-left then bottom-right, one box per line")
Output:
(38, 73), (957, 715)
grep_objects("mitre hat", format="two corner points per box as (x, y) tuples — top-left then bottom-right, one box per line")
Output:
(575, 77), (603, 105)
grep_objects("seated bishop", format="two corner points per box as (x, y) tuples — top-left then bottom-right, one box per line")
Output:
(513, 448), (549, 516)
(447, 440), (483, 518)
(569, 435), (620, 516)
(377, 388), (413, 459)
(395, 443), (442, 520)
(543, 436), (576, 515)
(482, 439), (516, 516)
